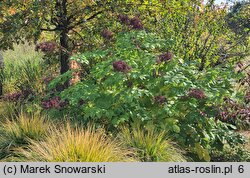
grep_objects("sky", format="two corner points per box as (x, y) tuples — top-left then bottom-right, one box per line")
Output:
(214, 0), (237, 6)
(206, 0), (234, 5)
(215, 0), (226, 3)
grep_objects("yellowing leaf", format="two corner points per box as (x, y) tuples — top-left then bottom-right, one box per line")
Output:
(8, 8), (16, 15)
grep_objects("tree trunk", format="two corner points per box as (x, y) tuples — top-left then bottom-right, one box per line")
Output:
(0, 51), (3, 96)
(60, 30), (70, 74)
(199, 58), (205, 71)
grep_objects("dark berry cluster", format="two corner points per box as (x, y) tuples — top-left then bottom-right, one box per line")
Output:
(35, 41), (57, 53)
(101, 29), (114, 40)
(41, 96), (67, 110)
(118, 14), (143, 30)
(157, 52), (173, 64)
(130, 16), (144, 30)
(154, 95), (167, 105)
(113, 60), (131, 73)
(188, 88), (206, 99)
(118, 14), (130, 25)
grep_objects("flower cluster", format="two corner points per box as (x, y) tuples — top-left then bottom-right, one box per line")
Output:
(113, 60), (131, 73)
(118, 14), (143, 30)
(35, 41), (58, 53)
(41, 96), (67, 110)
(188, 88), (206, 99)
(157, 52), (173, 64)
(118, 14), (130, 25)
(130, 16), (144, 30)
(101, 29), (114, 40)
(154, 95), (167, 105)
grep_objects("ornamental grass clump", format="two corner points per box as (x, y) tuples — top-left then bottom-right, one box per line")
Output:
(0, 112), (50, 160)
(21, 124), (135, 162)
(119, 126), (186, 162)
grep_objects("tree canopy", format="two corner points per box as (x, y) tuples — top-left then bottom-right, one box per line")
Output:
(0, 0), (115, 74)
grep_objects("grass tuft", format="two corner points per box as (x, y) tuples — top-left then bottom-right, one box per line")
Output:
(2, 43), (44, 93)
(20, 124), (136, 162)
(119, 125), (186, 162)
(0, 112), (50, 160)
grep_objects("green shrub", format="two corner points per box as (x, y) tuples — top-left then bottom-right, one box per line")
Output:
(20, 124), (135, 162)
(211, 146), (250, 162)
(48, 30), (245, 161)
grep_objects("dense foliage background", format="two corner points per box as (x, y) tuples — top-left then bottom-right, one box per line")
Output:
(0, 0), (249, 162)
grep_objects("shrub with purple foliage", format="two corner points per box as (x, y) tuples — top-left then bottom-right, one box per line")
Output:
(3, 89), (34, 102)
(41, 96), (67, 110)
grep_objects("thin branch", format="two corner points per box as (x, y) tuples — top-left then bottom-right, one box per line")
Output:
(40, 27), (58, 31)
(67, 6), (91, 23)
(225, 32), (250, 52)
(71, 29), (84, 42)
(240, 63), (250, 72)
(68, 10), (103, 30)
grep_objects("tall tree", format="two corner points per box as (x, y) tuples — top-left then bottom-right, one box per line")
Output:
(0, 0), (114, 74)
(0, 51), (3, 95)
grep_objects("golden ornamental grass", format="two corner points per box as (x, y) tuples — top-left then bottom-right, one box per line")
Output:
(120, 126), (186, 162)
(0, 112), (50, 160)
(21, 124), (136, 162)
